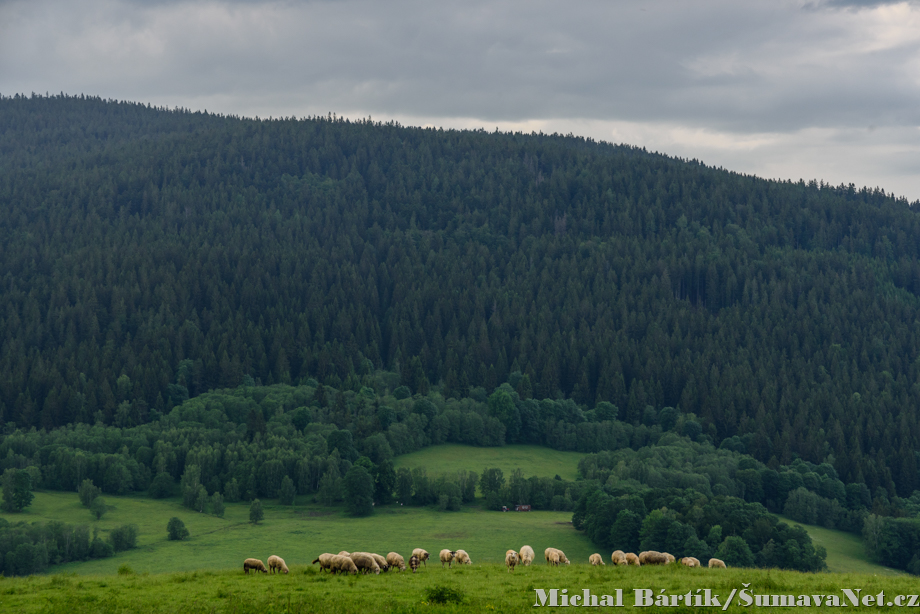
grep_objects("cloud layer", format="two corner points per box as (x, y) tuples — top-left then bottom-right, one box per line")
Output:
(2, 0), (919, 198)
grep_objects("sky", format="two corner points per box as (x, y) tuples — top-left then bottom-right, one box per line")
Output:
(2, 0), (919, 200)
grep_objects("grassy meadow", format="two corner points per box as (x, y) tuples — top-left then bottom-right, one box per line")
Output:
(2, 562), (918, 613)
(776, 516), (904, 576)
(0, 490), (596, 575)
(393, 444), (585, 482)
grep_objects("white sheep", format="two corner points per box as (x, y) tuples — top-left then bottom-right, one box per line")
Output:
(243, 558), (268, 574)
(709, 558), (727, 568)
(505, 549), (519, 572)
(312, 553), (336, 572)
(439, 549), (457, 568)
(386, 552), (406, 572)
(519, 545), (535, 566)
(267, 555), (289, 574)
(329, 554), (358, 575)
(454, 549), (472, 565)
(589, 553), (605, 566)
(412, 548), (430, 567)
(349, 552), (381, 575)
(625, 552), (640, 566)
(611, 550), (627, 565)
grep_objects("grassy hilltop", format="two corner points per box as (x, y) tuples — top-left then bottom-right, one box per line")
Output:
(2, 563), (918, 614)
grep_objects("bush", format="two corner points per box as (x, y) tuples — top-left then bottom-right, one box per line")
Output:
(118, 564), (135, 575)
(249, 499), (264, 524)
(167, 517), (189, 541)
(109, 524), (138, 551)
(78, 479), (102, 508)
(90, 497), (107, 520)
(425, 584), (464, 604)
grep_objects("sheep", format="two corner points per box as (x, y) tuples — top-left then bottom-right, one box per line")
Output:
(639, 551), (669, 565)
(519, 545), (535, 566)
(409, 554), (421, 573)
(663, 552), (676, 564)
(386, 552), (406, 572)
(267, 555), (289, 574)
(589, 553), (605, 566)
(680, 556), (701, 568)
(709, 558), (727, 569)
(312, 553), (336, 572)
(349, 552), (381, 575)
(505, 549), (519, 572)
(338, 551), (351, 557)
(625, 552), (640, 566)
(454, 549), (472, 566)
(329, 554), (358, 575)
(243, 558), (268, 574)
(544, 547), (569, 566)
(369, 552), (390, 572)
(412, 548), (430, 567)
(440, 549), (457, 568)
(611, 550), (627, 565)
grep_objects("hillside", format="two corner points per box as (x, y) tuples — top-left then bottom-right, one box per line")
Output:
(3, 93), (920, 500)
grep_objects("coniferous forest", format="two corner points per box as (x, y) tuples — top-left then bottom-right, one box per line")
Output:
(4, 95), (920, 573)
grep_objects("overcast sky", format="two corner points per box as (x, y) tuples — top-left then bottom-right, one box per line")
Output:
(2, 0), (919, 199)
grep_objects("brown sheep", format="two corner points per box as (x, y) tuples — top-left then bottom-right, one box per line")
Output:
(639, 551), (669, 565)
(267, 555), (289, 574)
(625, 552), (640, 566)
(505, 549), (519, 572)
(349, 552), (381, 575)
(243, 558), (268, 574)
(412, 548), (430, 567)
(329, 554), (358, 575)
(386, 552), (406, 572)
(611, 550), (627, 565)
(709, 558), (727, 569)
(312, 553), (336, 572)
(454, 549), (472, 565)
(589, 553), (605, 566)
(409, 554), (421, 573)
(440, 549), (457, 568)
(519, 545), (535, 566)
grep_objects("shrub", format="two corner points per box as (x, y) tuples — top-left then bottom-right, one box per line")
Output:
(249, 499), (264, 524)
(167, 517), (189, 541)
(90, 497), (107, 520)
(109, 524), (138, 551)
(425, 584), (464, 604)
(78, 479), (102, 507)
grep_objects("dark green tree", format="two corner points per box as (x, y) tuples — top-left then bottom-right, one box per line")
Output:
(167, 517), (189, 541)
(1, 469), (34, 513)
(78, 478), (101, 508)
(279, 476), (296, 505)
(344, 465), (374, 516)
(249, 498), (264, 524)
(90, 497), (107, 520)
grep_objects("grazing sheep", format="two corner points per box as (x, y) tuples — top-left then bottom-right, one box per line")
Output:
(244, 558), (268, 574)
(544, 547), (569, 566)
(639, 551), (669, 565)
(505, 549), (519, 572)
(329, 554), (359, 575)
(338, 551), (351, 557)
(386, 552), (406, 572)
(454, 549), (472, 565)
(663, 552), (675, 564)
(312, 553), (336, 572)
(409, 554), (421, 573)
(625, 552), (640, 566)
(519, 545), (535, 566)
(611, 550), (627, 565)
(349, 552), (381, 575)
(709, 558), (727, 569)
(440, 549), (457, 568)
(589, 553), (605, 566)
(267, 555), (289, 574)
(412, 548), (430, 567)
(680, 556), (701, 568)
(369, 552), (390, 572)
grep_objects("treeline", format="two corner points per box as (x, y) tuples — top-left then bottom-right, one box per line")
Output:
(0, 518), (137, 576)
(574, 437), (828, 572)
(864, 513), (920, 575)
(5, 95), (920, 497)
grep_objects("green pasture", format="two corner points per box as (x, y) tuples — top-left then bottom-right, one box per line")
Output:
(2, 562), (918, 614)
(776, 515), (904, 576)
(392, 444), (585, 482)
(0, 490), (596, 575)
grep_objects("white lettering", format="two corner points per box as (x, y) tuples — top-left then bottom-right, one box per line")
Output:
(634, 589), (653, 607)
(842, 588), (861, 607)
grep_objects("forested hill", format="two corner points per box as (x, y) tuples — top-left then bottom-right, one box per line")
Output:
(3, 93), (920, 497)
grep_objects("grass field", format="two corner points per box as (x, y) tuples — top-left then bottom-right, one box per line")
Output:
(0, 490), (596, 575)
(1, 562), (917, 613)
(392, 444), (585, 482)
(776, 515), (904, 576)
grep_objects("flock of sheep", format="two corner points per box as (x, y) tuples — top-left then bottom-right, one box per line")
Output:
(241, 547), (726, 575)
